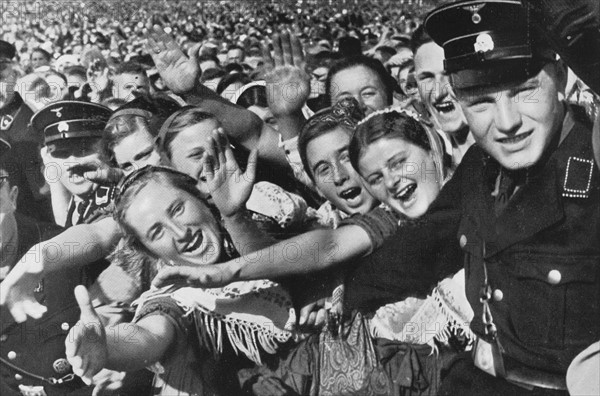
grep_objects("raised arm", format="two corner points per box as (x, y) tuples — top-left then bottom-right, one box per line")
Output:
(66, 286), (176, 383)
(0, 217), (121, 322)
(145, 25), (288, 168)
(153, 223), (372, 289)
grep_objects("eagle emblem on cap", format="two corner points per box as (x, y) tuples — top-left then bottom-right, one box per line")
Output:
(474, 33), (494, 53)
(57, 121), (69, 132)
(50, 107), (63, 118)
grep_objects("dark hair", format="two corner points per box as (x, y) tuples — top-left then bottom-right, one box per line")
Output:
(104, 95), (181, 163)
(349, 110), (431, 173)
(325, 55), (396, 106)
(113, 61), (146, 77)
(156, 107), (217, 161)
(63, 65), (87, 80)
(410, 25), (434, 54)
(198, 54), (220, 67)
(200, 68), (225, 83)
(236, 84), (267, 108)
(216, 73), (252, 95)
(298, 97), (365, 182)
(31, 48), (51, 61)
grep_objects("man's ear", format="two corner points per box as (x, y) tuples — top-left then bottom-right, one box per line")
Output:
(9, 185), (18, 208)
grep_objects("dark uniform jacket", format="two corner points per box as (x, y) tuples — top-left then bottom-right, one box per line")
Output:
(347, 106), (599, 375)
(0, 214), (91, 395)
(0, 94), (52, 222)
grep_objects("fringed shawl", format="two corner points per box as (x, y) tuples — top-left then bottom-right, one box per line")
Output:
(134, 280), (297, 365)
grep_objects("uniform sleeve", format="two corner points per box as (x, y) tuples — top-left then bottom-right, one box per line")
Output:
(341, 206), (403, 254)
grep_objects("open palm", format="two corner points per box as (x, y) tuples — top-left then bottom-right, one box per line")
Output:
(145, 25), (201, 94)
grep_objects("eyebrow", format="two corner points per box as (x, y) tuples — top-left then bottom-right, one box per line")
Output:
(133, 145), (154, 161)
(311, 145), (349, 174)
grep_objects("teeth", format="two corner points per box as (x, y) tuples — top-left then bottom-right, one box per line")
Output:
(434, 102), (455, 113)
(340, 187), (360, 200)
(499, 133), (530, 144)
(396, 184), (417, 201)
(182, 231), (202, 253)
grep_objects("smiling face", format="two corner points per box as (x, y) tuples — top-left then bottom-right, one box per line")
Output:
(414, 42), (467, 134)
(112, 72), (150, 102)
(113, 128), (161, 174)
(456, 63), (565, 170)
(359, 137), (440, 218)
(306, 126), (375, 215)
(0, 64), (17, 109)
(47, 138), (103, 198)
(168, 118), (220, 197)
(124, 180), (222, 266)
(330, 65), (388, 116)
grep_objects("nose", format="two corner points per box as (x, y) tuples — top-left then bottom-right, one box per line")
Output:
(494, 96), (522, 134)
(332, 161), (349, 186)
(168, 221), (189, 240)
(432, 74), (451, 103)
(383, 168), (401, 192)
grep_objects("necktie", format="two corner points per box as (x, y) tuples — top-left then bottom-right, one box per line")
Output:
(494, 169), (526, 216)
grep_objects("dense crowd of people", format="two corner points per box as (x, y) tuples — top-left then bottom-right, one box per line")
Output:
(1, 0), (599, 395)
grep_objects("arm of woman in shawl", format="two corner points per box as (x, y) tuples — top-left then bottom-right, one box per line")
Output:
(145, 25), (288, 168)
(153, 224), (373, 288)
(66, 286), (176, 383)
(0, 217), (121, 323)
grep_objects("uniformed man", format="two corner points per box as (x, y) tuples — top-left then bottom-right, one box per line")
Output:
(31, 101), (116, 228)
(0, 141), (91, 396)
(0, 40), (52, 222)
(419, 1), (599, 394)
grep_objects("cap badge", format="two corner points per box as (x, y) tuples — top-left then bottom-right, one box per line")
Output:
(50, 107), (63, 118)
(474, 33), (494, 53)
(464, 4), (485, 24)
(52, 358), (71, 374)
(57, 121), (69, 133)
(0, 114), (14, 131)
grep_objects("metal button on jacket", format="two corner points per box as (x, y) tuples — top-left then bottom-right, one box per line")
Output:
(547, 269), (562, 285)
(460, 234), (468, 248)
(493, 289), (504, 301)
(7, 351), (16, 360)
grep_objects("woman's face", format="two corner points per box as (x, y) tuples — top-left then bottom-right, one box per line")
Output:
(330, 65), (388, 116)
(125, 180), (223, 266)
(113, 127), (161, 174)
(306, 126), (375, 215)
(359, 137), (440, 218)
(168, 118), (220, 197)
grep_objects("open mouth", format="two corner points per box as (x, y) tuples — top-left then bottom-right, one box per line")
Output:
(433, 101), (455, 114)
(340, 187), (361, 200)
(496, 131), (532, 145)
(394, 183), (417, 202)
(180, 230), (204, 254)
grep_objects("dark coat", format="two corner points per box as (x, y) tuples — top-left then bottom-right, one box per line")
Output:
(0, 214), (90, 395)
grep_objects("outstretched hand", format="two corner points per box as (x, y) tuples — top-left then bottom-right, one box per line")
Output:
(205, 128), (258, 218)
(152, 263), (235, 289)
(0, 257), (47, 323)
(65, 285), (108, 385)
(145, 24), (202, 94)
(262, 30), (310, 117)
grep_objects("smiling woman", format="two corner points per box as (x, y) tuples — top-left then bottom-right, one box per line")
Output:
(64, 166), (296, 395)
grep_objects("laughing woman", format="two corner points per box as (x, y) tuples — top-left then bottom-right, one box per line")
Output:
(65, 167), (297, 396)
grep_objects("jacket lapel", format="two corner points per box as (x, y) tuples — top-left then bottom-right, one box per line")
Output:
(487, 158), (564, 257)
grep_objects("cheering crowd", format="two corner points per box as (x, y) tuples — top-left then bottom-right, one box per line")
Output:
(1, 0), (599, 395)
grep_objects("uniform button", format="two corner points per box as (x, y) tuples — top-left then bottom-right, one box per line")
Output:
(547, 270), (562, 285)
(459, 235), (467, 248)
(14, 374), (23, 381)
(7, 351), (16, 360)
(61, 322), (70, 331)
(0, 334), (7, 342)
(493, 289), (504, 302)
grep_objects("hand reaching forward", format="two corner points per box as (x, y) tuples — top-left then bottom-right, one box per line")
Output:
(152, 263), (235, 289)
(262, 30), (311, 117)
(205, 128), (258, 218)
(0, 255), (47, 323)
(145, 24), (202, 94)
(65, 286), (108, 385)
